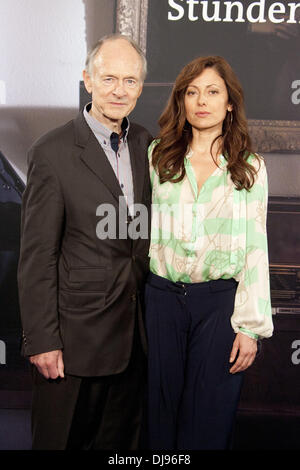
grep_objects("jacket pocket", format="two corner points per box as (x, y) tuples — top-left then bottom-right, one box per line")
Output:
(68, 266), (107, 291)
(59, 289), (105, 310)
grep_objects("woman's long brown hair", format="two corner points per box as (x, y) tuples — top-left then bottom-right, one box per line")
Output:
(152, 56), (259, 191)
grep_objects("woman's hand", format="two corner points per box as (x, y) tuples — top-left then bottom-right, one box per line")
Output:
(229, 332), (257, 374)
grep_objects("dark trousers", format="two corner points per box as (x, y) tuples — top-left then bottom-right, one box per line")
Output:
(145, 272), (244, 450)
(31, 321), (146, 450)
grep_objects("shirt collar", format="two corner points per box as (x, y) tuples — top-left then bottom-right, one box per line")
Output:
(185, 148), (193, 160)
(83, 102), (130, 148)
(185, 147), (227, 168)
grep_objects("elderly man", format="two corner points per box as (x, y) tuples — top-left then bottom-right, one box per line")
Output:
(18, 34), (152, 450)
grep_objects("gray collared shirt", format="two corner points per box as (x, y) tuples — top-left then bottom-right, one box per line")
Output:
(83, 103), (134, 214)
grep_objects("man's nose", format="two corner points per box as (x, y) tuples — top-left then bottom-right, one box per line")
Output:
(113, 81), (126, 96)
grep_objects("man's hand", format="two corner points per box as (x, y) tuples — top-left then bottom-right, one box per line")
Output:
(30, 350), (64, 379)
(229, 332), (257, 374)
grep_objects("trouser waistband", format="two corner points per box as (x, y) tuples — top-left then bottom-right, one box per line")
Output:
(147, 272), (238, 295)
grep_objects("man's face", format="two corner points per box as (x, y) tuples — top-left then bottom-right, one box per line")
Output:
(83, 39), (144, 131)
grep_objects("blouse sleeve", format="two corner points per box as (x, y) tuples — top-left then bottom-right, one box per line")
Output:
(231, 157), (274, 340)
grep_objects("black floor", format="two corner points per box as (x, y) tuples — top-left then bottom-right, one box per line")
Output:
(0, 409), (31, 450)
(0, 408), (299, 451)
(232, 412), (300, 450)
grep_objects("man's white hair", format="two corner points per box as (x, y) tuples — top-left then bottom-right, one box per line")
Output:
(85, 33), (147, 81)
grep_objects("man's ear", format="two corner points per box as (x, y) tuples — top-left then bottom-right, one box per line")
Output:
(83, 69), (92, 94)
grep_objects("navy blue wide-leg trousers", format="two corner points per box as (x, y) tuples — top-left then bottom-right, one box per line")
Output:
(145, 272), (244, 450)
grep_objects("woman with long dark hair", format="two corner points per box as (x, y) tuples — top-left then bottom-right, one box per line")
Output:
(145, 56), (273, 450)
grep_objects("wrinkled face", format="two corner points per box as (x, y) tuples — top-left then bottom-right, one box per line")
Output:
(83, 39), (144, 130)
(184, 67), (233, 134)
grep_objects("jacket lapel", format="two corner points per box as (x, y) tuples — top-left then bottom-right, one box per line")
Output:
(128, 127), (145, 206)
(73, 111), (145, 210)
(81, 135), (125, 204)
(73, 111), (124, 206)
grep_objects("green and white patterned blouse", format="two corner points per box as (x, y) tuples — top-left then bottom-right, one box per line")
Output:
(148, 141), (274, 340)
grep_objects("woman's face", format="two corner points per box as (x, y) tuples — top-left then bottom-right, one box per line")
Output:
(184, 67), (233, 135)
